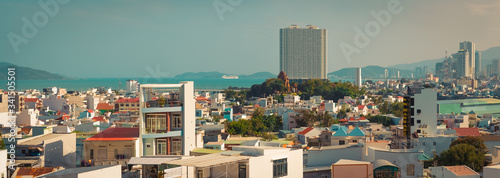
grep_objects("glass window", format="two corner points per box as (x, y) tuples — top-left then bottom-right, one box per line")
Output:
(173, 113), (182, 128)
(172, 139), (182, 155)
(146, 114), (167, 132)
(90, 149), (94, 159)
(157, 139), (167, 155)
(273, 158), (288, 177)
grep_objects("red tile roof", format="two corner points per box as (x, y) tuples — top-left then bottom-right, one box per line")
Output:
(87, 109), (94, 113)
(115, 98), (139, 103)
(339, 119), (348, 122)
(96, 103), (114, 110)
(453, 128), (480, 137)
(348, 117), (356, 121)
(298, 127), (314, 135)
(15, 167), (60, 177)
(92, 116), (106, 122)
(445, 166), (478, 176)
(196, 96), (208, 101)
(358, 105), (366, 110)
(25, 98), (39, 102)
(85, 127), (139, 141)
(359, 116), (367, 120)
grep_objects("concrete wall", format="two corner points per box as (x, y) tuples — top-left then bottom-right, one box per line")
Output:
(181, 81), (196, 156)
(417, 135), (456, 156)
(363, 147), (423, 178)
(44, 133), (76, 168)
(16, 109), (38, 126)
(484, 166), (500, 178)
(84, 140), (137, 161)
(307, 146), (362, 167)
(0, 149), (7, 178)
(247, 148), (303, 178)
(332, 163), (373, 178)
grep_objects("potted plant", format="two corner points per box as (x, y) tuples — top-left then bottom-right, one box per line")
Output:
(158, 96), (166, 107)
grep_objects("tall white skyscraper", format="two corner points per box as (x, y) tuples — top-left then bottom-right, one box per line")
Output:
(355, 67), (362, 87)
(475, 50), (481, 76)
(459, 41), (475, 78)
(453, 49), (470, 78)
(280, 25), (327, 79)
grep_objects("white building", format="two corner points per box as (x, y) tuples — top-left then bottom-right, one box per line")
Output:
(165, 146), (303, 178)
(409, 87), (438, 136)
(459, 41), (476, 78)
(355, 67), (362, 87)
(138, 82), (195, 156)
(484, 164), (500, 178)
(16, 108), (39, 126)
(126, 79), (139, 93)
(280, 25), (327, 79)
(37, 165), (121, 178)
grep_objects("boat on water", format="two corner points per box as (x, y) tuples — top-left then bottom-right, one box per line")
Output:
(222, 75), (238, 79)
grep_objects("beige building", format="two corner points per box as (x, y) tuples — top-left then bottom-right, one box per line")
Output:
(83, 127), (139, 167)
(16, 133), (77, 168)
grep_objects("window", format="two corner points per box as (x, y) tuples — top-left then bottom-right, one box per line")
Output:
(146, 114), (167, 132)
(157, 139), (167, 155)
(417, 109), (421, 114)
(417, 120), (421, 124)
(197, 169), (203, 178)
(422, 142), (425, 146)
(90, 149), (94, 159)
(172, 139), (182, 155)
(273, 158), (288, 177)
(120, 104), (124, 107)
(407, 164), (415, 176)
(173, 114), (182, 128)
(321, 175), (329, 178)
(433, 142), (436, 146)
(22, 150), (26, 154)
(417, 130), (421, 133)
(339, 140), (345, 145)
(352, 139), (357, 143)
(126, 104), (129, 107)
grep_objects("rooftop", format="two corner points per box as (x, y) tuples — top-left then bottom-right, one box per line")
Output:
(15, 167), (60, 177)
(85, 127), (139, 141)
(445, 165), (479, 176)
(164, 153), (249, 168)
(37, 165), (118, 177)
(333, 159), (371, 165)
(17, 133), (68, 146)
(453, 128), (480, 137)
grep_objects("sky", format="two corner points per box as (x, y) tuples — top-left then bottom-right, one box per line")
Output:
(1, 0), (500, 78)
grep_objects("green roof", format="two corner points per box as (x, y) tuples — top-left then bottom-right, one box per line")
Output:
(333, 129), (348, 137)
(417, 153), (432, 161)
(348, 127), (365, 137)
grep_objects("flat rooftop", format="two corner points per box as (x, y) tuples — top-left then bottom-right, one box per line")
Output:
(17, 133), (68, 146)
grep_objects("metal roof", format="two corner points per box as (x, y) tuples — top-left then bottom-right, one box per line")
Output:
(163, 154), (249, 168)
(128, 156), (181, 165)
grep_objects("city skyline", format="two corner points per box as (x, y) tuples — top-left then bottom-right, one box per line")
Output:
(1, 0), (500, 78)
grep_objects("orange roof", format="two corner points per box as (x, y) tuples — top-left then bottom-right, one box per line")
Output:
(92, 116), (106, 122)
(358, 105), (366, 110)
(15, 167), (59, 177)
(453, 128), (480, 137)
(358, 116), (367, 120)
(348, 117), (356, 121)
(445, 166), (478, 176)
(298, 127), (314, 135)
(85, 128), (139, 141)
(196, 96), (208, 101)
(96, 103), (114, 110)
(87, 109), (94, 113)
(115, 98), (139, 103)
(25, 98), (39, 102)
(339, 119), (348, 122)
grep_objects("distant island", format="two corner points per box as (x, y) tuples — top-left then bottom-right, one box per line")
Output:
(0, 62), (67, 80)
(328, 65), (413, 79)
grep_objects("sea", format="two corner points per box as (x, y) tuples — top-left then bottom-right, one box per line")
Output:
(1, 78), (362, 91)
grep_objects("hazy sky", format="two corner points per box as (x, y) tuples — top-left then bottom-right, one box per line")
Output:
(1, 0), (500, 78)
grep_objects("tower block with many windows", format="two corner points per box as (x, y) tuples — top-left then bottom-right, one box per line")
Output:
(138, 82), (195, 156)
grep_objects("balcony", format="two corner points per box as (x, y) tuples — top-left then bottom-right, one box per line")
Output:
(91, 159), (129, 167)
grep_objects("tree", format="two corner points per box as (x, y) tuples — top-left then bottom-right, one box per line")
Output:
(0, 133), (4, 149)
(261, 132), (277, 141)
(436, 143), (485, 172)
(319, 112), (337, 127)
(252, 107), (265, 118)
(450, 136), (488, 155)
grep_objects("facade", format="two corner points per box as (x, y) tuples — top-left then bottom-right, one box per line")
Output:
(83, 127), (140, 167)
(331, 159), (373, 178)
(37, 165), (121, 178)
(459, 41), (476, 78)
(114, 98), (140, 114)
(475, 50), (481, 76)
(138, 82), (195, 156)
(280, 25), (327, 79)
(165, 146), (303, 178)
(453, 50), (470, 78)
(126, 79), (139, 93)
(409, 87), (438, 136)
(16, 133), (76, 168)
(355, 67), (362, 87)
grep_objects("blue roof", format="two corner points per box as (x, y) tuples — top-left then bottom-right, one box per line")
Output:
(332, 129), (348, 137)
(348, 127), (365, 136)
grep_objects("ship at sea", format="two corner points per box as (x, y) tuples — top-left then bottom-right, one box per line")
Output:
(222, 75), (238, 79)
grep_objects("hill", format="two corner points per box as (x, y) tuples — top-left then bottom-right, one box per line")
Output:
(0, 62), (67, 80)
(328, 66), (413, 79)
